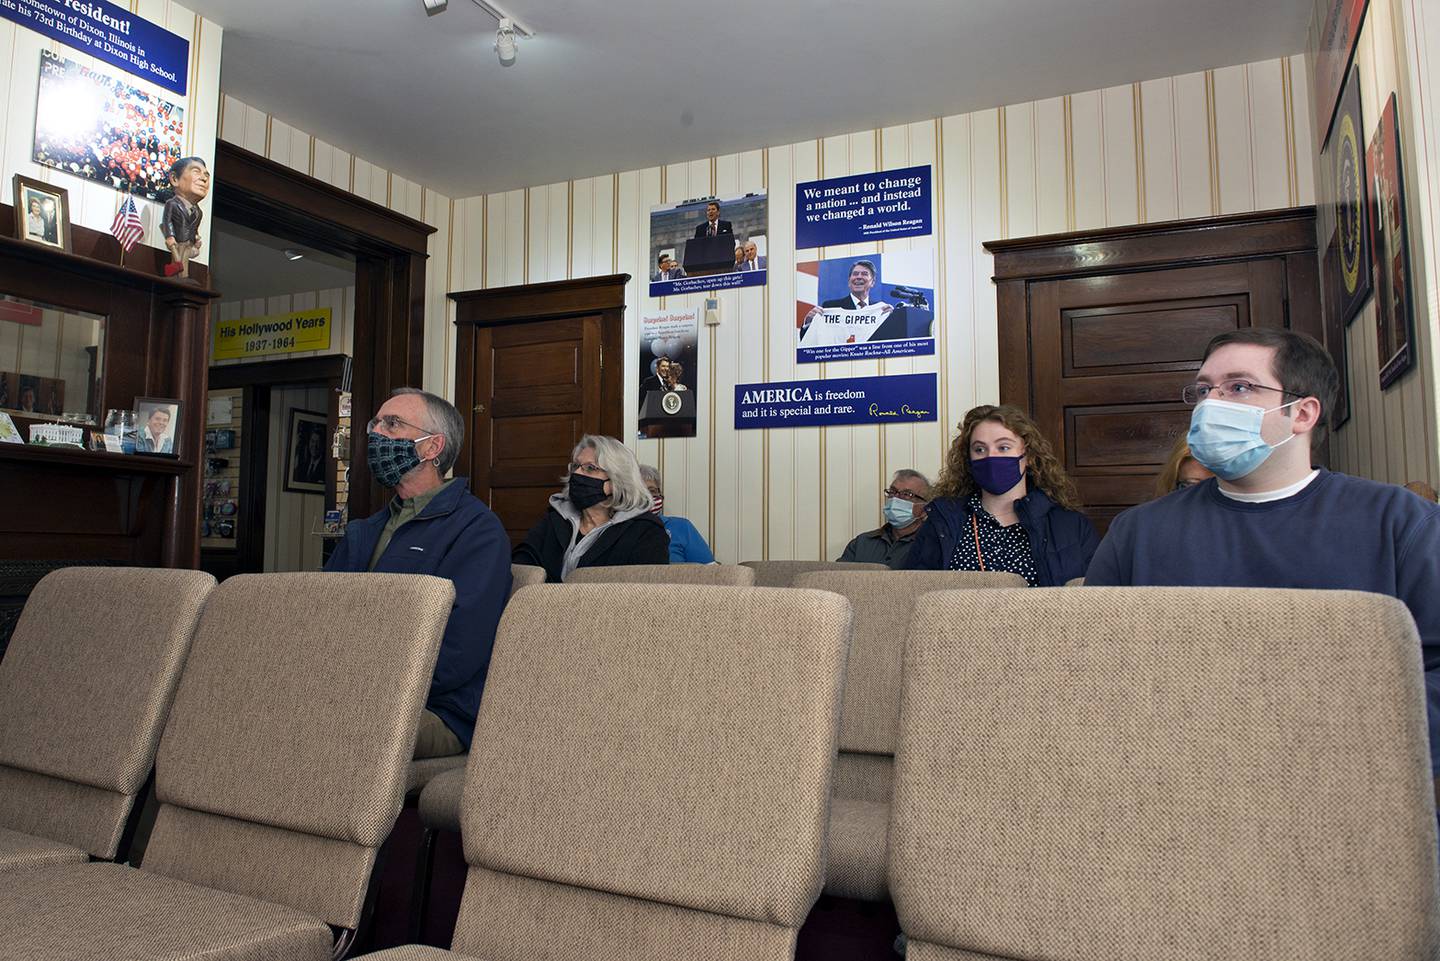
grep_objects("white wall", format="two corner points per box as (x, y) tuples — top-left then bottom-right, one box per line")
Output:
(441, 57), (1317, 563)
(0, 2), (223, 260)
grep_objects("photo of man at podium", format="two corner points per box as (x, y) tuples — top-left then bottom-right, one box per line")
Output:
(648, 192), (768, 296)
(637, 308), (700, 439)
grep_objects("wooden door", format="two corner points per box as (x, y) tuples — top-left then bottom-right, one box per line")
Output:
(1029, 260), (1288, 529)
(451, 275), (628, 545)
(469, 316), (603, 544)
(987, 209), (1324, 532)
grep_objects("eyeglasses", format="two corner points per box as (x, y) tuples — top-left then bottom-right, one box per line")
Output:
(1180, 379), (1303, 406)
(884, 487), (928, 503)
(1175, 479), (1204, 491)
(570, 462), (608, 478)
(366, 414), (435, 435)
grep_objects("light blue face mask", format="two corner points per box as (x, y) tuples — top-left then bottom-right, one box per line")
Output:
(1187, 398), (1299, 480)
(883, 497), (916, 528)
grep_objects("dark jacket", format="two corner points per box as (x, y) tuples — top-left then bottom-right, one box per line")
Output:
(903, 487), (1099, 586)
(693, 219), (734, 238)
(325, 479), (511, 748)
(514, 504), (670, 583)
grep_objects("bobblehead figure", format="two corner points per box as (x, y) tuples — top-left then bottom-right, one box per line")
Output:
(161, 157), (209, 280)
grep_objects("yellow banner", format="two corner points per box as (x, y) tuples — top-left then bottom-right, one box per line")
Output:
(212, 308), (332, 361)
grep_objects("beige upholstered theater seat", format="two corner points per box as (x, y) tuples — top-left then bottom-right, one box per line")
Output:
(360, 582), (853, 961)
(568, 563), (755, 586)
(741, 559), (887, 588)
(403, 565), (547, 800)
(792, 570), (1025, 902)
(0, 567), (214, 871)
(0, 572), (454, 961)
(891, 587), (1440, 961)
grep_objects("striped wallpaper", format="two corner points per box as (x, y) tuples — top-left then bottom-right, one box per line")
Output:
(443, 56), (1318, 563)
(1315, 0), (1440, 488)
(0, 2), (223, 259)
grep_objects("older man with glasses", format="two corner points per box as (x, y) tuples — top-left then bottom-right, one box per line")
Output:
(838, 469), (932, 569)
(326, 387), (511, 759)
(1086, 327), (1440, 788)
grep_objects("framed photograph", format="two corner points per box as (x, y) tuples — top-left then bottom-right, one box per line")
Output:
(1329, 66), (1372, 324)
(134, 397), (182, 457)
(285, 408), (328, 494)
(12, 174), (72, 251)
(1313, 0), (1369, 148)
(1367, 94), (1416, 389)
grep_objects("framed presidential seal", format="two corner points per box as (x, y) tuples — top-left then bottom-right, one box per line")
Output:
(1331, 66), (1371, 325)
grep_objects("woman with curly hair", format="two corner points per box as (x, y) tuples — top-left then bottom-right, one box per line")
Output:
(903, 404), (1099, 585)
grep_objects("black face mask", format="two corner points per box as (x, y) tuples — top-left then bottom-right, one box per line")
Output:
(568, 472), (609, 511)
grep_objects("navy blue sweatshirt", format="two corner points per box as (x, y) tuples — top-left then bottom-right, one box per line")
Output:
(1086, 471), (1440, 772)
(326, 479), (512, 748)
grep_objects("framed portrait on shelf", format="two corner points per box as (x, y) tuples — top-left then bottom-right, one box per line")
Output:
(134, 397), (182, 456)
(1330, 66), (1371, 324)
(1367, 94), (1416, 390)
(285, 408), (328, 494)
(11, 174), (72, 251)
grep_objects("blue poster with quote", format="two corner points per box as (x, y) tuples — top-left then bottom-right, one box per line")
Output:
(795, 164), (931, 249)
(735, 373), (937, 430)
(2, 0), (189, 94)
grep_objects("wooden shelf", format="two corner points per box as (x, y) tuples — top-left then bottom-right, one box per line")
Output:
(0, 442), (191, 475)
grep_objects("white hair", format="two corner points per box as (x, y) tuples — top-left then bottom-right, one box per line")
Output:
(638, 464), (662, 490)
(567, 435), (652, 512)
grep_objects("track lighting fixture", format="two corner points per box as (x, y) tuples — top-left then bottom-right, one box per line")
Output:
(422, 0), (447, 15)
(423, 0), (534, 65)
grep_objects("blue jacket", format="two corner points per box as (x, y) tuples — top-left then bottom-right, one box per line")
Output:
(325, 479), (511, 748)
(903, 488), (1099, 586)
(661, 515), (714, 564)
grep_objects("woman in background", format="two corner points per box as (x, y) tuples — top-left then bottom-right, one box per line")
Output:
(1153, 434), (1215, 499)
(905, 404), (1098, 585)
(640, 464), (714, 564)
(514, 435), (669, 582)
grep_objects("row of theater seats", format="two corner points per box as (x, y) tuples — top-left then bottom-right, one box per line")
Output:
(0, 564), (1435, 960)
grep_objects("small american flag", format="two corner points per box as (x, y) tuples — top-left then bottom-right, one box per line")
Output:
(111, 193), (143, 252)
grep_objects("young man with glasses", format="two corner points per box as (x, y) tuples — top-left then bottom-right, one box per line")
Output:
(1086, 328), (1440, 780)
(326, 388), (511, 760)
(838, 469), (931, 568)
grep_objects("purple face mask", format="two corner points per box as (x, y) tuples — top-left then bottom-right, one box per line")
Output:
(970, 455), (1024, 495)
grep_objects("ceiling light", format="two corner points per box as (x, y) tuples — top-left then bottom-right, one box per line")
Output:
(494, 17), (516, 65)
(284, 248), (305, 261)
(422, 0), (447, 14)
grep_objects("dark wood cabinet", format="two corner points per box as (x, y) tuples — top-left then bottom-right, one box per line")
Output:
(0, 216), (218, 568)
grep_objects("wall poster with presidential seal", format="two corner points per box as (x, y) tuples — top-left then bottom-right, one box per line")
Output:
(1328, 65), (1371, 325)
(637, 306), (699, 439)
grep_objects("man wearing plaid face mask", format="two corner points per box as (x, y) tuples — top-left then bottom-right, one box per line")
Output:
(326, 388), (511, 759)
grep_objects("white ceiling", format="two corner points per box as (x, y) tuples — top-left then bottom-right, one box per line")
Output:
(185, 0), (1313, 198)
(210, 218), (355, 302)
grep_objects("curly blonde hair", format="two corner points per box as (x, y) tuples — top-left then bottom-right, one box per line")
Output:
(931, 404), (1083, 511)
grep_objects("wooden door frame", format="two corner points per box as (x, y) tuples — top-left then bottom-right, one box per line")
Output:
(449, 273), (630, 441)
(204, 355), (348, 578)
(213, 141), (435, 520)
(984, 207), (1324, 413)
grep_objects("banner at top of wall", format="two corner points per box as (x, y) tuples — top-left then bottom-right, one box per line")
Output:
(2, 0), (190, 95)
(213, 309), (332, 362)
(795, 164), (931, 249)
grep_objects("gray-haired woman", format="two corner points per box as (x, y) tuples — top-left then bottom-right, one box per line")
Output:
(513, 435), (670, 582)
